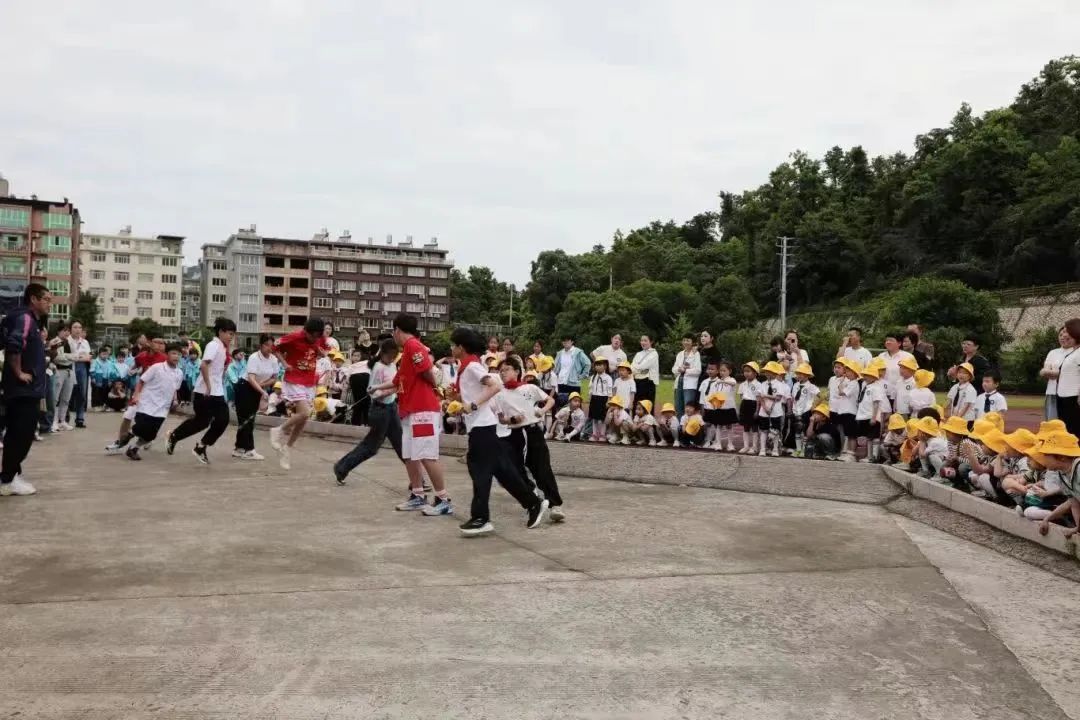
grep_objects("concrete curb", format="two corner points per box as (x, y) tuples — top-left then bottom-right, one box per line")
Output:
(881, 465), (1079, 561)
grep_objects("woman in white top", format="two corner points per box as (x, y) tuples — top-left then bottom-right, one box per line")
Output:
(672, 334), (702, 417)
(1040, 326), (1072, 420)
(233, 333), (282, 460)
(1052, 319), (1080, 436)
(323, 323), (341, 353)
(630, 334), (660, 409)
(333, 338), (406, 485)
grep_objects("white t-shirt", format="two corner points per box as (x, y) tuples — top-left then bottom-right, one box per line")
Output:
(738, 379), (760, 402)
(136, 362), (184, 418)
(856, 381), (891, 421)
(631, 348), (660, 384)
(833, 378), (860, 415)
(947, 382), (979, 420)
(842, 346), (873, 370)
(756, 378), (790, 418)
(608, 407), (631, 426)
(613, 376), (636, 409)
(245, 351), (281, 386)
(699, 377), (735, 410)
(592, 344), (627, 371)
(791, 381), (820, 416)
(459, 361), (498, 432)
(1054, 348), (1080, 397)
(895, 375), (916, 415)
(974, 391), (1008, 418)
(194, 338), (228, 397)
(508, 384), (548, 428)
(588, 373), (613, 398)
(908, 387), (935, 415)
(316, 356), (333, 384)
(1043, 347), (1067, 396)
(370, 361), (397, 404)
(876, 350), (915, 399)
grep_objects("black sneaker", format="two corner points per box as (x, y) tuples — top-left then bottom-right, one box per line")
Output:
(75, 421), (86, 429)
(459, 517), (494, 536)
(193, 445), (209, 465)
(125, 446), (141, 461)
(526, 499), (550, 529)
(166, 434), (177, 455)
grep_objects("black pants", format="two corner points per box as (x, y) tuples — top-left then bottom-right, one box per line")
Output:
(555, 384), (580, 412)
(514, 425), (563, 506)
(91, 384), (108, 409)
(467, 425), (539, 522)
(1057, 395), (1080, 437)
(635, 378), (656, 408)
(170, 392), (230, 447)
(334, 402), (403, 479)
(349, 373), (370, 426)
(234, 383), (262, 451)
(1, 397), (40, 483)
(502, 433), (536, 492)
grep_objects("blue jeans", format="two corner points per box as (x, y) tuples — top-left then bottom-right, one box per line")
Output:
(674, 378), (698, 416)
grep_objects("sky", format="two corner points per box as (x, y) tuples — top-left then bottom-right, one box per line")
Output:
(2, 1), (1077, 285)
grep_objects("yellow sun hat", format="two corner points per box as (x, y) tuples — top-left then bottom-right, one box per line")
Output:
(684, 416), (703, 436)
(860, 364), (883, 379)
(762, 360), (786, 376)
(957, 362), (975, 378)
(1037, 419), (1067, 438)
(906, 418), (920, 435)
(639, 399), (653, 414)
(446, 400), (464, 416)
(914, 369), (935, 389)
(1027, 431), (1080, 460)
(981, 411), (1005, 432)
(887, 413), (906, 432)
(979, 428), (1009, 455)
(568, 391), (582, 401)
(898, 356), (919, 372)
(660, 402), (676, 414)
(617, 360), (633, 371)
(939, 415), (971, 436)
(969, 418), (998, 442)
(536, 356), (554, 373)
(840, 357), (863, 375)
(742, 361), (761, 374)
(315, 386), (329, 397)
(916, 416), (941, 437)
(313, 397), (328, 414)
(523, 370), (539, 381)
(794, 362), (814, 377)
(706, 392), (727, 408)
(273, 381), (283, 390)
(606, 395), (625, 409)
(1003, 428), (1038, 455)
(812, 403), (830, 417)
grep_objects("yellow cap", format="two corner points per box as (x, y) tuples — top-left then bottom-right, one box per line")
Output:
(794, 362), (814, 377)
(313, 397), (328, 413)
(898, 356), (919, 372)
(969, 418), (998, 442)
(706, 392), (727, 408)
(536, 356), (553, 373)
(916, 416), (941, 437)
(861, 364), (883, 379)
(906, 418), (919, 435)
(763, 361), (786, 376)
(273, 381), (282, 390)
(617, 361), (632, 371)
(1003, 428), (1037, 455)
(743, 361), (761, 374)
(684, 416), (703, 436)
(940, 416), (970, 437)
(568, 391), (582, 401)
(446, 400), (464, 416)
(957, 362), (975, 378)
(914, 369), (935, 389)
(606, 395), (625, 409)
(661, 402), (676, 414)
(840, 357), (862, 375)
(316, 386), (328, 397)
(812, 403), (830, 417)
(979, 428), (1009, 455)
(1026, 431), (1080, 459)
(639, 399), (653, 414)
(981, 411), (1005, 432)
(887, 413), (906, 432)
(1037, 419), (1067, 438)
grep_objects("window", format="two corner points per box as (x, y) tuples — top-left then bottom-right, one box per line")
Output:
(46, 280), (70, 296)
(288, 297), (308, 308)
(384, 283), (402, 294)
(337, 299), (356, 310)
(115, 289), (130, 299)
(314, 260), (332, 272)
(337, 262), (357, 273)
(362, 263), (380, 274)
(137, 307), (152, 318)
(139, 255), (155, 264)
(406, 302), (424, 313)
(212, 293), (226, 304)
(363, 317), (381, 329)
(0, 256), (24, 274)
(89, 237), (101, 246)
(429, 268), (448, 279)
(428, 286), (447, 297)
(89, 269), (105, 280)
(51, 303), (70, 320)
(384, 264), (404, 276)
(1, 234), (25, 251)
(314, 278), (332, 290)
(290, 259), (309, 270)
(160, 291), (176, 301)
(161, 274), (177, 284)
(336, 280), (356, 292)
(241, 273), (258, 285)
(89, 287), (105, 298)
(114, 254), (131, 264)
(407, 266), (425, 277)
(241, 293), (259, 304)
(44, 235), (71, 251)
(288, 277), (308, 289)
(240, 312), (257, 323)
(137, 290), (153, 301)
(384, 301), (402, 312)
(406, 284), (424, 296)
(361, 281), (379, 293)
(160, 308), (176, 318)
(212, 261), (227, 271)
(138, 273), (154, 282)
(338, 318), (355, 328)
(212, 277), (227, 287)
(161, 257), (179, 267)
(313, 297), (333, 309)
(43, 213), (73, 229)
(363, 300), (380, 311)
(239, 255), (261, 266)
(0, 207), (30, 228)
(40, 258), (70, 274)
(114, 305), (129, 316)
(429, 303), (447, 315)
(90, 252), (106, 263)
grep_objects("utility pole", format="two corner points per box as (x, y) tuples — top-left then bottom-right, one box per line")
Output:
(776, 236), (795, 331)
(509, 284), (514, 334)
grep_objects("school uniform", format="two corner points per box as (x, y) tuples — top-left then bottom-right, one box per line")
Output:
(947, 381), (979, 422)
(876, 350), (915, 401)
(698, 376), (728, 427)
(855, 381), (890, 437)
(908, 387), (936, 417)
(587, 372), (613, 422)
(737, 379), (760, 431)
(678, 414), (706, 447)
(974, 390), (1008, 419)
(894, 375), (916, 416)
(788, 380), (820, 446)
(833, 377), (861, 438)
(658, 414), (680, 444)
(612, 376), (636, 411)
(756, 377), (789, 431)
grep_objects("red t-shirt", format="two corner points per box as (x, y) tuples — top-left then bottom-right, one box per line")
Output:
(275, 330), (328, 386)
(134, 351), (167, 371)
(397, 336), (440, 416)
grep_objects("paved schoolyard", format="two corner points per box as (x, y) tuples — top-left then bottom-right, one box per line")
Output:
(0, 421), (1076, 719)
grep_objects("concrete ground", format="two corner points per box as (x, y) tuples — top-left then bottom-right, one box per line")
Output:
(0, 422), (1077, 719)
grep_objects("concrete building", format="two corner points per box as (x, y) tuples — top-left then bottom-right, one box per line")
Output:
(199, 227), (452, 349)
(80, 227), (184, 342)
(0, 175), (81, 319)
(199, 242), (228, 328)
(180, 265), (202, 332)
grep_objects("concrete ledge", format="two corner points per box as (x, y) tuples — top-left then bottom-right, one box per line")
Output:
(882, 465), (1079, 561)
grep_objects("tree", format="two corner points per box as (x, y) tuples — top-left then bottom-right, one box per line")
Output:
(71, 291), (100, 340)
(449, 266), (518, 326)
(552, 291), (645, 355)
(127, 318), (165, 344)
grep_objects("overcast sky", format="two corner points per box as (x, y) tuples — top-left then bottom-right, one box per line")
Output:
(2, 1), (1076, 285)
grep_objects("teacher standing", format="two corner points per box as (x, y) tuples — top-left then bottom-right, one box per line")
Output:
(1045, 321), (1080, 434)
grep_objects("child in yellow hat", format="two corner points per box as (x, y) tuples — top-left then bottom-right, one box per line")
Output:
(1004, 429), (1067, 522)
(804, 403), (840, 460)
(967, 426), (1009, 498)
(657, 402), (680, 447)
(586, 358), (613, 442)
(913, 416), (949, 478)
(756, 361), (790, 457)
(909, 369), (936, 417)
(882, 414), (908, 465)
(893, 354), (919, 418)
(834, 358), (862, 461)
(899, 418), (920, 468)
(550, 392), (586, 442)
(628, 400), (657, 446)
(946, 362), (978, 424)
(1025, 432), (1080, 538)
(613, 361), (637, 416)
(789, 362), (820, 458)
(679, 401), (706, 448)
(605, 395), (633, 445)
(854, 363), (891, 463)
(737, 361), (762, 454)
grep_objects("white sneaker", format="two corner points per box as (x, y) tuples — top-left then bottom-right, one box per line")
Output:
(279, 447), (291, 470)
(657, 440), (668, 447)
(269, 426), (284, 451)
(757, 448), (766, 457)
(648, 439), (656, 447)
(59, 422), (74, 431)
(50, 423), (60, 433)
(672, 440), (681, 448)
(0, 475), (36, 496)
(770, 450), (780, 457)
(241, 450), (265, 461)
(840, 452), (856, 463)
(619, 437), (630, 445)
(738, 446), (750, 454)
(549, 505), (565, 523)
(725, 443), (736, 452)
(231, 449), (246, 458)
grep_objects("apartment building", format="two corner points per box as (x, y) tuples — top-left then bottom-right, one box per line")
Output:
(80, 227), (184, 341)
(199, 228), (452, 348)
(180, 265), (201, 332)
(0, 175), (80, 319)
(199, 242), (228, 327)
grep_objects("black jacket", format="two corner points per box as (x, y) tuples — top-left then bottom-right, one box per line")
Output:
(1, 306), (47, 401)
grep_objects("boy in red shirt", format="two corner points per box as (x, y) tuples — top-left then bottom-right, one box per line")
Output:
(392, 314), (452, 514)
(270, 317), (330, 470)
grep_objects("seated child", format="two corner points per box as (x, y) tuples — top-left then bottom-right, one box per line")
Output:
(969, 426), (1008, 499)
(915, 416), (948, 479)
(804, 403), (840, 460)
(958, 419), (999, 495)
(881, 413), (907, 465)
(899, 418), (920, 469)
(679, 404), (706, 448)
(1028, 431), (1080, 538)
(105, 380), (129, 413)
(937, 416), (973, 485)
(266, 381), (287, 417)
(630, 400), (659, 446)
(605, 396), (633, 445)
(657, 402), (681, 447)
(551, 392), (587, 441)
